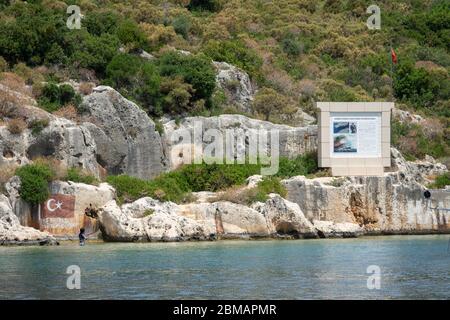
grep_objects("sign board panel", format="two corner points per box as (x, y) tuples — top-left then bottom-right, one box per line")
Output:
(330, 112), (381, 158)
(41, 194), (76, 219)
(316, 102), (393, 177)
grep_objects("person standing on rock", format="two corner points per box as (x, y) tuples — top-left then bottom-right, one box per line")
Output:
(79, 228), (87, 246)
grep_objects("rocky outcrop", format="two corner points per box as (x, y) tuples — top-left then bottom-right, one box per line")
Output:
(98, 198), (208, 242)
(81, 86), (168, 179)
(0, 114), (99, 177)
(391, 148), (447, 184)
(213, 61), (256, 113)
(6, 177), (115, 238)
(283, 150), (450, 234)
(0, 194), (57, 245)
(252, 194), (317, 238)
(392, 107), (424, 124)
(163, 114), (317, 170)
(98, 193), (360, 241)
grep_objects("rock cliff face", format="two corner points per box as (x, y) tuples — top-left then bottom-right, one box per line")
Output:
(163, 114), (318, 170)
(0, 112), (99, 177)
(0, 194), (57, 245)
(81, 86), (168, 179)
(283, 149), (450, 234)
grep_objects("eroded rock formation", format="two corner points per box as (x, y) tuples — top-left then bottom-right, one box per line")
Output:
(81, 86), (168, 179)
(163, 114), (318, 170)
(0, 194), (57, 245)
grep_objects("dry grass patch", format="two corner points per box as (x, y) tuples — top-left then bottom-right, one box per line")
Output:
(0, 162), (18, 193)
(7, 118), (27, 134)
(53, 104), (81, 123)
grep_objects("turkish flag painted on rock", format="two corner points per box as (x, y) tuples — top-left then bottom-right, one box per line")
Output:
(41, 194), (76, 219)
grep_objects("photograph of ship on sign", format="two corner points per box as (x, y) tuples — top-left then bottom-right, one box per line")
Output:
(333, 122), (357, 153)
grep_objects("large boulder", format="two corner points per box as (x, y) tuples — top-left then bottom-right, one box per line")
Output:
(180, 201), (270, 238)
(252, 194), (317, 238)
(98, 198), (208, 242)
(0, 194), (57, 245)
(81, 86), (168, 179)
(213, 61), (256, 113)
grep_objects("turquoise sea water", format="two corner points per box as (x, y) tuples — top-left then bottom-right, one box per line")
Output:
(0, 235), (449, 299)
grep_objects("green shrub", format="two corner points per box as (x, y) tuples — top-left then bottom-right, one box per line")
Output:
(276, 153), (318, 178)
(158, 51), (216, 104)
(37, 83), (81, 112)
(394, 61), (439, 108)
(0, 2), (67, 65)
(16, 163), (54, 204)
(172, 15), (191, 39)
(202, 40), (263, 81)
(85, 11), (121, 36)
(107, 154), (320, 204)
(256, 176), (287, 198)
(105, 53), (161, 113)
(281, 34), (304, 56)
(428, 172), (450, 189)
(188, 0), (223, 12)
(391, 119), (448, 160)
(68, 32), (120, 76)
(115, 20), (147, 51)
(65, 168), (98, 185)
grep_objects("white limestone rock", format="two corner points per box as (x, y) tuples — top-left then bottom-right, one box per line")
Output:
(0, 194), (57, 245)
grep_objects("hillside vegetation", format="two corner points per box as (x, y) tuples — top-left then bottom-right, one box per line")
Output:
(0, 0), (449, 164)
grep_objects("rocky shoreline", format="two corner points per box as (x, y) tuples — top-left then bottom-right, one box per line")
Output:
(1, 78), (449, 246)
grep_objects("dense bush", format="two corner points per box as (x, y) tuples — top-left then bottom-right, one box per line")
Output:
(65, 168), (98, 185)
(16, 163), (54, 204)
(393, 61), (439, 108)
(158, 51), (216, 104)
(67, 32), (121, 76)
(276, 153), (318, 178)
(252, 87), (296, 121)
(38, 83), (81, 112)
(0, 2), (66, 65)
(202, 40), (263, 80)
(107, 155), (320, 204)
(84, 11), (121, 37)
(188, 0), (223, 12)
(105, 53), (161, 113)
(115, 20), (148, 51)
(172, 15), (191, 39)
(402, 2), (450, 50)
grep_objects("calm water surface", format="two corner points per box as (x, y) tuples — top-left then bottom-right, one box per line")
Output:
(0, 235), (449, 299)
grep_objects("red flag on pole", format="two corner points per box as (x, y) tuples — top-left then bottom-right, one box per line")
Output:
(391, 48), (398, 64)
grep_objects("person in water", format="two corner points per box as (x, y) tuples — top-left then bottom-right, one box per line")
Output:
(79, 228), (87, 246)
